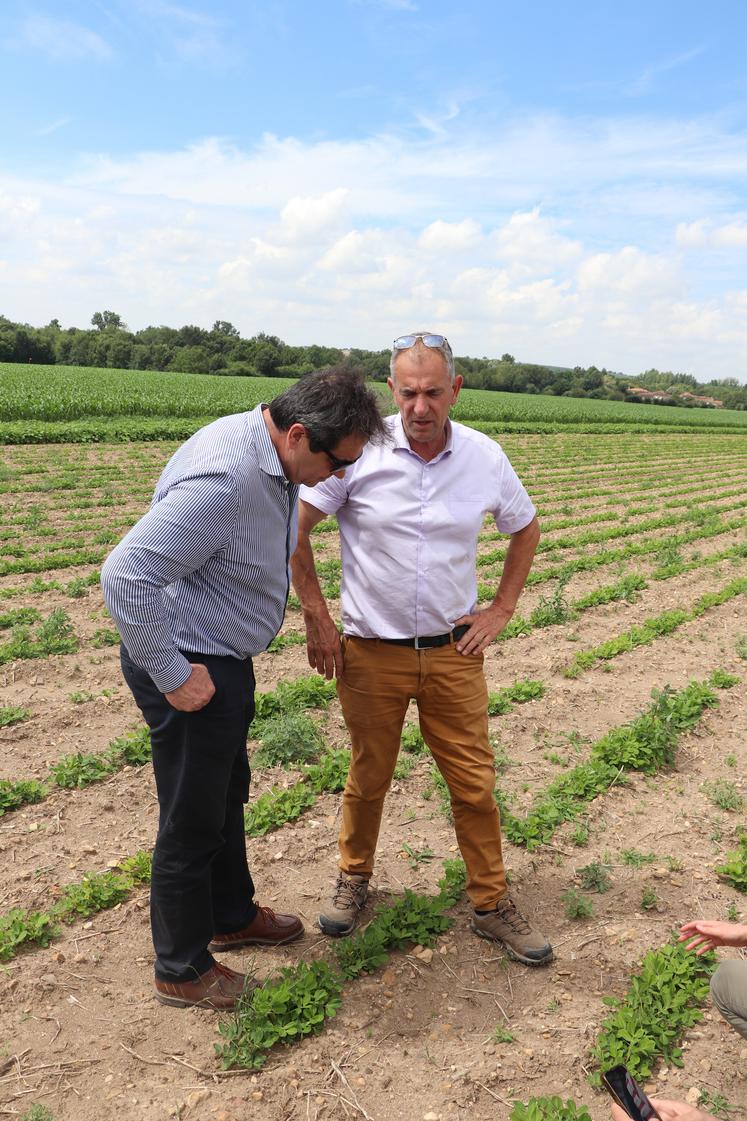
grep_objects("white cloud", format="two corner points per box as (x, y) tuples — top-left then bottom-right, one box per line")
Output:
(677, 218), (747, 248)
(492, 209), (583, 277)
(419, 219), (481, 252)
(577, 246), (683, 299)
(13, 16), (112, 61)
(278, 189), (350, 243)
(4, 111), (747, 381)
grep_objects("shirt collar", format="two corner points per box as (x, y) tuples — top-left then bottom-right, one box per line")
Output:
(391, 413), (455, 461)
(249, 404), (288, 479)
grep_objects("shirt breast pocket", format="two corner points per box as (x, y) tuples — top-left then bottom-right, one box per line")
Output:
(444, 491), (492, 532)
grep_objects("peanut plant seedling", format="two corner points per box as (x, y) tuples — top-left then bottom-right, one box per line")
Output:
(716, 834), (747, 892)
(215, 860), (466, 1070)
(591, 938), (715, 1082)
(510, 1098), (592, 1121)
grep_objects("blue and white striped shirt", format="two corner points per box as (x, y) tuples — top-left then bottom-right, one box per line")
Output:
(101, 405), (299, 693)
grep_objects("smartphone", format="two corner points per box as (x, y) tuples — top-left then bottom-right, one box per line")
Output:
(602, 1065), (661, 1121)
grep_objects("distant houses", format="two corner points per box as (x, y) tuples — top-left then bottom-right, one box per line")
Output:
(678, 391), (725, 408)
(626, 386), (724, 408)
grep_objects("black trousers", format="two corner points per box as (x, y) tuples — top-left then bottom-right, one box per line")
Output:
(121, 646), (258, 982)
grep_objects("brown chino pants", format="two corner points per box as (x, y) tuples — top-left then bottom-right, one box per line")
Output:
(336, 636), (507, 910)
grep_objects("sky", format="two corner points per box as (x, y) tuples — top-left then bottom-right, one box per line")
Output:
(2, 1), (747, 382)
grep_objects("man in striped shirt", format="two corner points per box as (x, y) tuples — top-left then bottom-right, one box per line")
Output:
(102, 368), (385, 1010)
(292, 335), (553, 968)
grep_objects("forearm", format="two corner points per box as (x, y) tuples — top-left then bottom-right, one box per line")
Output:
(491, 516), (540, 614)
(291, 534), (332, 621)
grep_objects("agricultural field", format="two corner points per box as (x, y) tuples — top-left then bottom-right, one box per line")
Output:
(3, 362), (747, 443)
(0, 366), (746, 1121)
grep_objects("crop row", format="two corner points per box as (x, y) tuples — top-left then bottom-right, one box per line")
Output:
(478, 516), (747, 592)
(564, 578), (747, 676)
(497, 673), (737, 850)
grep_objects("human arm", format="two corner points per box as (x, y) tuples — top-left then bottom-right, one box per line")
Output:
(612, 1101), (716, 1121)
(290, 499), (343, 680)
(101, 473), (237, 701)
(454, 515), (540, 656)
(679, 919), (747, 954)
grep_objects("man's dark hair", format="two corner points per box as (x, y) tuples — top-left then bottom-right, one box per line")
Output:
(268, 366), (387, 450)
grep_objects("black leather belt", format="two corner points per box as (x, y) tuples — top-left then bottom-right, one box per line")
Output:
(379, 624), (470, 650)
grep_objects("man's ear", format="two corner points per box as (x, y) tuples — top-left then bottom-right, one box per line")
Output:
(286, 422), (307, 449)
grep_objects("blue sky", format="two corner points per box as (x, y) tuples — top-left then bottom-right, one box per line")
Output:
(2, 1), (747, 381)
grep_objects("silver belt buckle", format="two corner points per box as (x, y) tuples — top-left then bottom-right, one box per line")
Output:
(414, 635), (423, 650)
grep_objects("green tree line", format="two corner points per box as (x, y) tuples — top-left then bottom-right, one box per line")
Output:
(1, 312), (744, 409)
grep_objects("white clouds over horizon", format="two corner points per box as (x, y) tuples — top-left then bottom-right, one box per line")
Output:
(3, 112), (747, 380)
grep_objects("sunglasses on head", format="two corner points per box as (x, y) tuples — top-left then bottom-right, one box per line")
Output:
(314, 439), (361, 472)
(392, 333), (451, 352)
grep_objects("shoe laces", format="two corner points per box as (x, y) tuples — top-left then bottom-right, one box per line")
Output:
(255, 905), (278, 925)
(495, 898), (532, 934)
(333, 875), (366, 909)
(212, 961), (242, 984)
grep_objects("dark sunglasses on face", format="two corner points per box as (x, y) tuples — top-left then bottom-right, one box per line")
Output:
(314, 440), (362, 472)
(392, 333), (451, 352)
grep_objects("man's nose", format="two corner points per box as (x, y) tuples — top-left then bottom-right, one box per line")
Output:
(413, 395), (428, 414)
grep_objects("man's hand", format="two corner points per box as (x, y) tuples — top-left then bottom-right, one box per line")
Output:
(679, 919), (747, 954)
(165, 664), (216, 711)
(612, 1100), (717, 1121)
(304, 609), (343, 680)
(454, 603), (514, 656)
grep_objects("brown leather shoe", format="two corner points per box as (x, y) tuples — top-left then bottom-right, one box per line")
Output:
(154, 961), (251, 1010)
(208, 905), (304, 951)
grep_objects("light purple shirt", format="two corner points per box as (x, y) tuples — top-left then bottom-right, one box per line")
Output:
(299, 415), (536, 639)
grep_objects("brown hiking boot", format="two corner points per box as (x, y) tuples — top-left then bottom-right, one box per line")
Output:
(208, 905), (304, 951)
(470, 897), (553, 966)
(319, 872), (369, 936)
(154, 961), (252, 1010)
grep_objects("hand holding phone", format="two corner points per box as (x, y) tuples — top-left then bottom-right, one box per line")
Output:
(602, 1065), (661, 1121)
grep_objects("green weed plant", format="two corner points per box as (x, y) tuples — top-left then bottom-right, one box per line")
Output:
(591, 939), (715, 1082)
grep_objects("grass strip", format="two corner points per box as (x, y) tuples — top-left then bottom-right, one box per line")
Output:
(487, 678), (546, 715)
(215, 859), (466, 1070)
(476, 515), (747, 594)
(479, 503), (747, 570)
(0, 852), (152, 962)
(0, 726), (151, 816)
(244, 749), (350, 836)
(499, 673), (732, 851)
(590, 937), (716, 1083)
(0, 608), (78, 665)
(564, 576), (747, 677)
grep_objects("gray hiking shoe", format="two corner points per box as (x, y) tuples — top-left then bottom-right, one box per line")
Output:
(470, 897), (553, 966)
(319, 872), (369, 936)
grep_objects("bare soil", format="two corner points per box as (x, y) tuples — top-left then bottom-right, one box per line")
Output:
(0, 437), (746, 1121)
